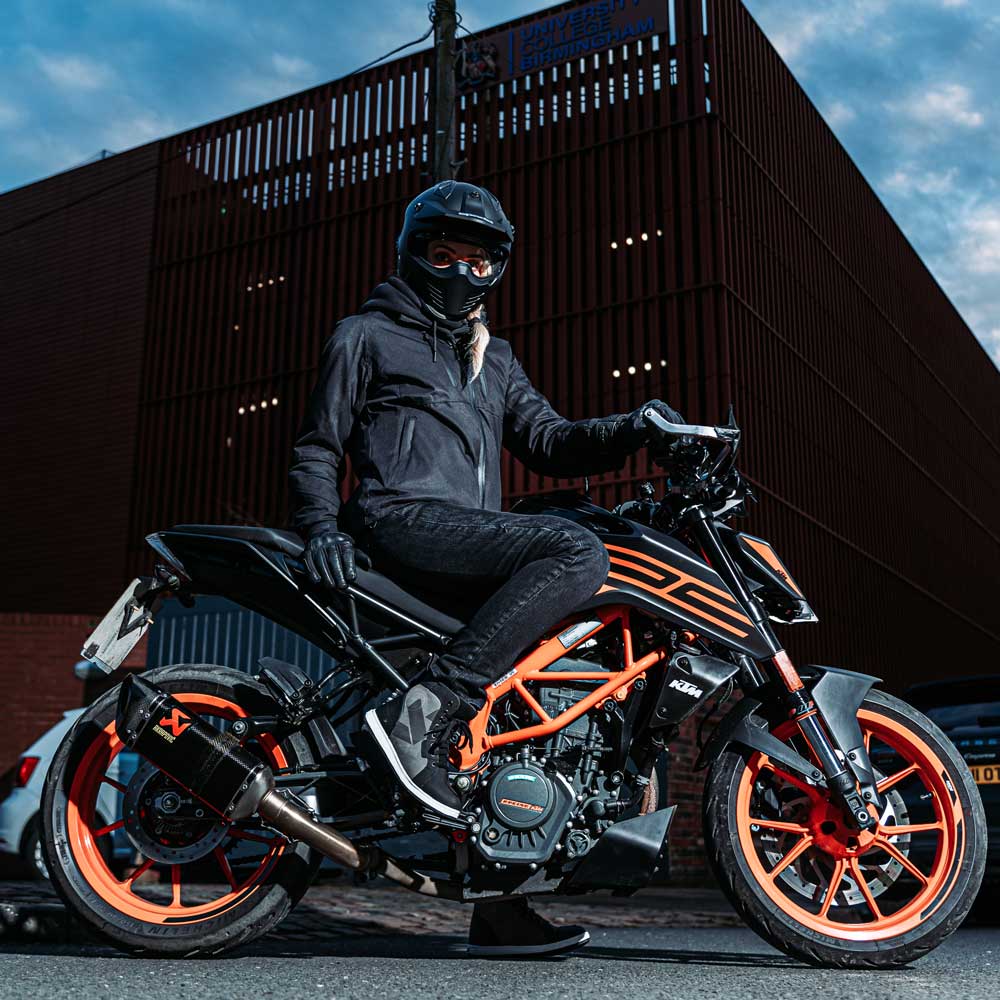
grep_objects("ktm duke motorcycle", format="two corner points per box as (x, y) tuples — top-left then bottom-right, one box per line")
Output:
(42, 409), (985, 966)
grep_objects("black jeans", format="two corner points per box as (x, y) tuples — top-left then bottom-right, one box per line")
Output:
(357, 499), (610, 712)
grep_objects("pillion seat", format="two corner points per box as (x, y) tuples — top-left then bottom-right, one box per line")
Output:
(169, 523), (468, 635)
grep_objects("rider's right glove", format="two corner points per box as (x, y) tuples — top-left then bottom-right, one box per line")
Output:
(303, 526), (357, 591)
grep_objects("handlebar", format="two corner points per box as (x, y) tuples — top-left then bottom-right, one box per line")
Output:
(640, 406), (742, 491)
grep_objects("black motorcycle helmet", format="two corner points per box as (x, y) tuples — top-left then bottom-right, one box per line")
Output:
(396, 180), (514, 319)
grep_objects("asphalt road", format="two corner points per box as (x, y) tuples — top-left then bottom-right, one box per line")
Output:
(1, 925), (997, 1000)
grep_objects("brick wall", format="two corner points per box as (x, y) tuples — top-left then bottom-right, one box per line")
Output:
(666, 699), (742, 884)
(0, 613), (147, 778)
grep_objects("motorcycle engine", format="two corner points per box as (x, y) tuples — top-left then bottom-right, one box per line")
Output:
(470, 678), (644, 870)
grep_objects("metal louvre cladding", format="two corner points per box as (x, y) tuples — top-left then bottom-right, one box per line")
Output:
(77, 0), (994, 693)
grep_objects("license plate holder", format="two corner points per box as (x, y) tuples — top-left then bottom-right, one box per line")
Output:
(81, 577), (163, 674)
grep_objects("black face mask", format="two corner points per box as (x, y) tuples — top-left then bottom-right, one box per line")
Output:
(397, 226), (510, 320)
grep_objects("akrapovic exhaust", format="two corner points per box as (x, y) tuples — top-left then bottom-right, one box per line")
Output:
(115, 673), (271, 821)
(114, 674), (459, 899)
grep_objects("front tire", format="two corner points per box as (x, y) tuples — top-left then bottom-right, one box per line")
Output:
(41, 664), (322, 956)
(704, 689), (986, 968)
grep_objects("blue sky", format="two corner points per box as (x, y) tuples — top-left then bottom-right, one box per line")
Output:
(1, 1), (996, 367)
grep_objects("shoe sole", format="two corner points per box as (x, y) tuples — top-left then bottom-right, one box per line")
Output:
(364, 707), (465, 822)
(466, 930), (590, 958)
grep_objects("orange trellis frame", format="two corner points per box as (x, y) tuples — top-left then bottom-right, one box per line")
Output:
(455, 605), (669, 769)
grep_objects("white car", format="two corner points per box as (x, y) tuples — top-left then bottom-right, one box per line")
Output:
(0, 708), (138, 878)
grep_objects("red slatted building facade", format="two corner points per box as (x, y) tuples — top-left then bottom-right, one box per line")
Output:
(2, 2), (998, 863)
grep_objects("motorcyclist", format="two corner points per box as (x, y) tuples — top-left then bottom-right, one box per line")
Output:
(288, 179), (682, 955)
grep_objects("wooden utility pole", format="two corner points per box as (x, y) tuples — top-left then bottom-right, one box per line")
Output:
(431, 0), (457, 181)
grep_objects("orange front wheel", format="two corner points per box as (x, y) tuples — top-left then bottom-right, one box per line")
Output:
(703, 688), (987, 968)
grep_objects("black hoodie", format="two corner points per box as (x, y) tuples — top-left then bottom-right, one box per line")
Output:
(288, 275), (644, 540)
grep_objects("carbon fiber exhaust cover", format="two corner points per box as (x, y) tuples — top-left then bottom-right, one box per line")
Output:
(114, 673), (273, 820)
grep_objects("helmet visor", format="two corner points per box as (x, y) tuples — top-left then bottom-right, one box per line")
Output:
(408, 225), (510, 280)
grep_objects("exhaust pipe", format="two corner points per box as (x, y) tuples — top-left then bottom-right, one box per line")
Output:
(115, 675), (458, 899)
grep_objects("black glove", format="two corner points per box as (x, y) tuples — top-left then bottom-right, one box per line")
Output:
(303, 527), (357, 591)
(621, 399), (685, 449)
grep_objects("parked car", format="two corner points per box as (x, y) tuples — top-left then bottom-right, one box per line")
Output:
(906, 675), (1000, 914)
(0, 707), (138, 878)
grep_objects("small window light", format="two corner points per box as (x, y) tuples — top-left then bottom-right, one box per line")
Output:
(271, 397), (279, 405)
(643, 361), (652, 371)
(246, 285), (253, 292)
(233, 324), (240, 331)
(641, 232), (648, 241)
(257, 281), (264, 288)
(612, 368), (621, 378)
(656, 229), (663, 237)
(249, 404), (256, 412)
(268, 278), (274, 285)
(260, 400), (268, 408)
(627, 365), (636, 374)
(226, 436), (232, 447)
(625, 237), (634, 246)
(238, 406), (246, 415)
(610, 241), (618, 250)
(660, 359), (667, 367)
(278, 275), (285, 282)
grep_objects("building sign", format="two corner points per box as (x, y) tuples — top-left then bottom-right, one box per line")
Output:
(455, 0), (667, 90)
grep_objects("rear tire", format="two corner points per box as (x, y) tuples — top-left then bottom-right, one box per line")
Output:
(41, 664), (322, 956)
(704, 689), (986, 968)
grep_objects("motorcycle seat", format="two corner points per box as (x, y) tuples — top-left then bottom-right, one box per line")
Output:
(169, 523), (467, 635)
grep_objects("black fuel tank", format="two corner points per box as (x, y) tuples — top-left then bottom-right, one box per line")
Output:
(510, 492), (771, 659)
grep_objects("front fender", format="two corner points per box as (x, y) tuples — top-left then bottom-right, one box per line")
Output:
(695, 664), (881, 784)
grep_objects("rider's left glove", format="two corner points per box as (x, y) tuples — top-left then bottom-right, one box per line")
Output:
(619, 399), (685, 450)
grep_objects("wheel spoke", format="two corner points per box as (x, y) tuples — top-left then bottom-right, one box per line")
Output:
(100, 775), (127, 793)
(877, 761), (920, 793)
(760, 760), (820, 799)
(849, 858), (883, 921)
(213, 846), (239, 891)
(863, 728), (872, 753)
(92, 819), (124, 838)
(171, 864), (183, 906)
(876, 837), (930, 886)
(228, 828), (285, 846)
(818, 858), (846, 919)
(880, 821), (944, 837)
(122, 857), (155, 887)
(751, 818), (810, 835)
(768, 835), (814, 881)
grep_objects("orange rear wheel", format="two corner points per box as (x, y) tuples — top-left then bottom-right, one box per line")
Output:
(41, 665), (321, 956)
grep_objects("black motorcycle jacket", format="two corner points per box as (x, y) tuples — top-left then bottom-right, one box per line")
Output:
(288, 275), (648, 540)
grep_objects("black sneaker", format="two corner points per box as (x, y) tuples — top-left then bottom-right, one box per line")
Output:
(364, 681), (474, 821)
(467, 897), (590, 958)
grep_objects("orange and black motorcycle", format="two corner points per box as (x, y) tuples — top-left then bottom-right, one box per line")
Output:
(42, 409), (986, 965)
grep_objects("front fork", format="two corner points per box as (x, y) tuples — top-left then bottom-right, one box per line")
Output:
(687, 509), (881, 832)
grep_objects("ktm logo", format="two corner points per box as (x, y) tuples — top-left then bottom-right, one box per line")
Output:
(669, 678), (704, 699)
(159, 709), (192, 737)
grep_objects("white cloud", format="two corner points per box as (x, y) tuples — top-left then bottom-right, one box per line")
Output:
(35, 52), (114, 91)
(882, 166), (958, 196)
(767, 12), (824, 63)
(0, 99), (23, 128)
(757, 0), (892, 66)
(272, 53), (315, 79)
(890, 82), (984, 129)
(956, 202), (1000, 276)
(101, 111), (179, 152)
(823, 99), (856, 128)
(940, 0), (967, 7)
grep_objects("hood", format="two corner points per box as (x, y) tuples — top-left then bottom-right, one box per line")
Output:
(361, 275), (471, 363)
